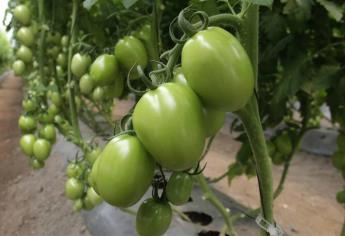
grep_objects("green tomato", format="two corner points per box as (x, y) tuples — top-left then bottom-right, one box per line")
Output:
(274, 133), (292, 156)
(13, 4), (31, 25)
(33, 138), (52, 161)
(57, 53), (67, 67)
(91, 134), (154, 207)
(90, 54), (121, 86)
(50, 46), (60, 57)
(22, 99), (37, 112)
(20, 134), (36, 156)
(65, 178), (84, 200)
(18, 115), (36, 132)
(133, 83), (206, 171)
(181, 27), (254, 111)
(16, 45), (33, 63)
(47, 104), (59, 116)
(79, 74), (94, 94)
(271, 152), (284, 165)
(136, 198), (172, 236)
(134, 24), (151, 42)
(50, 91), (63, 106)
(73, 199), (83, 212)
(115, 36), (148, 79)
(16, 27), (34, 46)
(332, 151), (345, 170)
(173, 68), (225, 137)
(61, 35), (69, 47)
(71, 53), (91, 78)
(66, 163), (83, 178)
(56, 65), (64, 77)
(85, 147), (102, 165)
(39, 112), (55, 124)
(29, 158), (45, 170)
(104, 79), (124, 99)
(39, 124), (56, 143)
(13, 60), (25, 76)
(92, 87), (105, 102)
(166, 172), (193, 205)
(85, 187), (103, 207)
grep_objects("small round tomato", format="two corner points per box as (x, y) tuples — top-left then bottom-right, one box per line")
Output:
(29, 158), (45, 170)
(33, 138), (52, 161)
(90, 54), (121, 86)
(65, 178), (84, 200)
(13, 4), (31, 25)
(16, 45), (33, 63)
(71, 53), (91, 78)
(56, 53), (67, 67)
(79, 74), (94, 94)
(16, 27), (34, 46)
(18, 115), (36, 132)
(12, 60), (25, 76)
(50, 91), (63, 106)
(166, 172), (193, 205)
(85, 187), (103, 207)
(66, 163), (83, 178)
(20, 134), (36, 156)
(39, 112), (55, 124)
(61, 35), (69, 47)
(92, 87), (104, 102)
(47, 104), (59, 116)
(91, 135), (155, 207)
(85, 147), (102, 165)
(133, 83), (206, 171)
(182, 27), (254, 112)
(39, 124), (56, 143)
(73, 199), (83, 212)
(136, 198), (172, 236)
(22, 99), (37, 112)
(115, 36), (148, 79)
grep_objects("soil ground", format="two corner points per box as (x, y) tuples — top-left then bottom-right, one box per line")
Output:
(0, 74), (344, 236)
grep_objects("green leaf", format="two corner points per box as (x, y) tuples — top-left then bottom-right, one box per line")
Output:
(302, 65), (341, 92)
(227, 162), (245, 185)
(245, 0), (273, 7)
(83, 0), (98, 10)
(122, 0), (139, 9)
(235, 142), (252, 165)
(316, 0), (343, 22)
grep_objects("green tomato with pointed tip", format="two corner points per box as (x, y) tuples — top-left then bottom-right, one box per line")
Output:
(90, 54), (121, 85)
(13, 60), (25, 76)
(79, 74), (94, 94)
(16, 27), (34, 46)
(71, 53), (91, 78)
(20, 134), (36, 156)
(16, 45), (33, 63)
(13, 4), (31, 25)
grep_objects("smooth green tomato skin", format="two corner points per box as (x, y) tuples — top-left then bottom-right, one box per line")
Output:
(136, 198), (172, 236)
(90, 54), (121, 86)
(13, 60), (26, 76)
(79, 74), (94, 94)
(85, 187), (103, 207)
(33, 139), (51, 161)
(65, 178), (84, 200)
(85, 147), (102, 165)
(20, 134), (36, 156)
(115, 36), (148, 79)
(91, 135), (154, 207)
(71, 53), (91, 78)
(16, 27), (34, 46)
(18, 115), (36, 132)
(92, 87), (104, 102)
(181, 27), (254, 112)
(30, 158), (44, 169)
(166, 172), (193, 205)
(39, 124), (56, 143)
(22, 99), (37, 112)
(16, 45), (33, 63)
(13, 5), (31, 25)
(133, 83), (206, 171)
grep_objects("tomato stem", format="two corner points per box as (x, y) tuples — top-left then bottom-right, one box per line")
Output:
(38, 0), (46, 87)
(150, 0), (161, 71)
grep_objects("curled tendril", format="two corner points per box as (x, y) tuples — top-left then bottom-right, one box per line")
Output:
(148, 60), (170, 85)
(169, 17), (188, 44)
(136, 65), (157, 89)
(126, 65), (148, 96)
(178, 8), (209, 38)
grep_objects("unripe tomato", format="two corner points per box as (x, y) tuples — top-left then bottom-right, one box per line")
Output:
(47, 104), (60, 116)
(66, 163), (83, 178)
(16, 45), (33, 63)
(18, 115), (36, 132)
(91, 135), (155, 207)
(133, 83), (206, 171)
(182, 27), (254, 111)
(50, 91), (63, 106)
(56, 65), (64, 77)
(274, 133), (292, 156)
(22, 99), (37, 112)
(29, 158), (45, 170)
(73, 199), (83, 212)
(90, 54), (121, 85)
(71, 53), (91, 78)
(39, 112), (55, 124)
(33, 139), (52, 161)
(57, 53), (67, 67)
(173, 68), (225, 137)
(104, 79), (124, 99)
(65, 178), (84, 200)
(85, 187), (103, 207)
(61, 35), (69, 47)
(166, 172), (193, 205)
(79, 74), (94, 94)
(92, 87), (105, 102)
(271, 152), (284, 165)
(16, 27), (34, 46)
(134, 24), (151, 42)
(136, 198), (172, 236)
(39, 124), (56, 143)
(20, 134), (36, 156)
(13, 60), (25, 76)
(85, 147), (102, 165)
(115, 36), (148, 79)
(13, 5), (31, 25)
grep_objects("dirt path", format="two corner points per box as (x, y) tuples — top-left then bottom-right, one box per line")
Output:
(0, 74), (91, 236)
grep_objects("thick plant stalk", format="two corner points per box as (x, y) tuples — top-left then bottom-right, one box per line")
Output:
(38, 0), (46, 86)
(67, 0), (81, 137)
(196, 174), (238, 236)
(237, 5), (274, 235)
